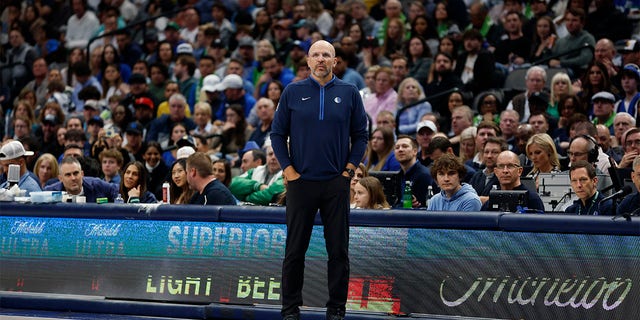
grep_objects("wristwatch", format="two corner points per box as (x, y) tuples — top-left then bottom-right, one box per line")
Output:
(344, 168), (355, 178)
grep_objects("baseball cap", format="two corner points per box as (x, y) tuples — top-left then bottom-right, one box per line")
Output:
(591, 91), (616, 102)
(617, 39), (640, 53)
(416, 120), (437, 134)
(202, 74), (221, 92)
(176, 146), (196, 159)
(42, 114), (58, 125)
(622, 63), (640, 81)
(238, 36), (255, 48)
(214, 74), (244, 91)
(144, 28), (159, 42)
(176, 43), (194, 55)
(83, 99), (100, 110)
(528, 91), (549, 106)
(129, 73), (147, 85)
(125, 122), (143, 135)
(176, 135), (196, 148)
(240, 141), (260, 153)
(87, 116), (104, 127)
(0, 140), (34, 160)
(211, 39), (224, 48)
(165, 21), (180, 31)
(134, 97), (154, 110)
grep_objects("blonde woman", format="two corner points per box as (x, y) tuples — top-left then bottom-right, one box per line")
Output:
(397, 77), (432, 134)
(33, 153), (59, 188)
(548, 72), (572, 119)
(526, 133), (561, 189)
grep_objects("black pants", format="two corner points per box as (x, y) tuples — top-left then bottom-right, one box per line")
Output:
(281, 176), (350, 316)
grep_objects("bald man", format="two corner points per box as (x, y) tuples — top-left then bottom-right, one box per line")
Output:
(594, 38), (619, 78)
(271, 40), (368, 320)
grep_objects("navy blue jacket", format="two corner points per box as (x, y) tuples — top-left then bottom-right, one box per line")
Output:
(565, 191), (612, 216)
(617, 192), (639, 216)
(44, 177), (119, 203)
(271, 76), (368, 181)
(189, 179), (236, 205)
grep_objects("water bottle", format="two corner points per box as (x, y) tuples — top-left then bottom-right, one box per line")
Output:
(402, 181), (413, 209)
(115, 193), (124, 204)
(162, 182), (171, 204)
(425, 185), (434, 208)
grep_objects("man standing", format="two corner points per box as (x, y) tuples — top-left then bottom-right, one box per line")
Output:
(482, 151), (545, 211)
(186, 152), (236, 205)
(271, 40), (368, 320)
(565, 161), (612, 215)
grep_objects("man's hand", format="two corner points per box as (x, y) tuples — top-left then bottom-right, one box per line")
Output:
(618, 151), (638, 168)
(283, 166), (301, 186)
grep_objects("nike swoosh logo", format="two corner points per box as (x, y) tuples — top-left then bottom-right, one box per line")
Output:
(302, 97), (311, 101)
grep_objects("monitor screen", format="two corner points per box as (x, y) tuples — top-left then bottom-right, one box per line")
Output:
(489, 189), (528, 212)
(369, 171), (401, 206)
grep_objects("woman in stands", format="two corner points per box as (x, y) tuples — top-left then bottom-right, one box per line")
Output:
(212, 159), (232, 187)
(33, 153), (59, 188)
(348, 23), (366, 51)
(530, 16), (557, 63)
(215, 104), (252, 162)
(381, 17), (407, 59)
(266, 80), (284, 107)
(526, 133), (561, 189)
(397, 77), (432, 134)
(161, 122), (189, 167)
(548, 72), (572, 119)
(473, 91), (502, 126)
(353, 176), (390, 209)
(142, 141), (168, 201)
(101, 63), (130, 103)
(350, 163), (369, 208)
(365, 127), (401, 172)
(434, 3), (459, 39)
(156, 41), (175, 79)
(99, 44), (131, 83)
(120, 161), (157, 203)
(576, 62), (619, 112)
(169, 158), (195, 204)
(459, 126), (477, 164)
(405, 36), (432, 85)
(364, 66), (397, 122)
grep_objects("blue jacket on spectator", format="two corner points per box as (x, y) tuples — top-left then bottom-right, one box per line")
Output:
(427, 183), (482, 211)
(45, 177), (119, 203)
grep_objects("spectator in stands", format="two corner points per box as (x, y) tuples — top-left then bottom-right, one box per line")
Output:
(100, 44), (132, 84)
(359, 66), (378, 101)
(350, 163), (369, 208)
(2, 28), (38, 100)
(416, 120), (438, 166)
(214, 74), (256, 122)
(229, 144), (284, 205)
(585, 0), (631, 42)
(353, 176), (390, 209)
(168, 158), (193, 204)
(24, 58), (49, 109)
(459, 127), (477, 166)
(434, 3), (460, 39)
(119, 161), (157, 203)
(530, 16), (557, 63)
(148, 63), (168, 107)
(494, 11), (530, 69)
(427, 153), (481, 211)
(365, 127), (401, 172)
(613, 113), (635, 149)
(595, 124), (620, 163)
(470, 137), (507, 201)
(472, 91), (502, 126)
(192, 102), (214, 138)
(557, 95), (583, 133)
(619, 39), (640, 66)
(397, 77), (432, 134)
(425, 53), (463, 124)
(247, 98), (275, 149)
(548, 72), (572, 119)
(565, 161), (612, 215)
(209, 159), (230, 188)
(364, 67), (398, 124)
(618, 156), (640, 216)
(272, 19), (294, 65)
(594, 38), (619, 79)
(376, 112), (397, 132)
(381, 18), (407, 59)
(482, 151), (545, 211)
(65, 0), (100, 49)
(356, 36), (392, 76)
(186, 152), (236, 205)
(146, 93), (196, 145)
(174, 55), (198, 111)
(45, 156), (119, 203)
(471, 121), (501, 169)
(101, 64), (130, 104)
(99, 148), (123, 185)
(507, 66), (546, 123)
(578, 62), (620, 112)
(0, 140), (41, 195)
(500, 109), (520, 150)
(123, 122), (145, 162)
(591, 91), (616, 134)
(548, 8), (595, 75)
(115, 30), (143, 69)
(334, 48), (365, 90)
(255, 55), (295, 98)
(142, 141), (167, 201)
(618, 128), (640, 169)
(240, 147), (265, 174)
(529, 113), (550, 135)
(405, 36), (432, 85)
(214, 104), (253, 161)
(467, 1), (502, 48)
(450, 106), (474, 148)
(454, 29), (495, 96)
(33, 153), (59, 188)
(161, 124), (191, 167)
(71, 61), (103, 112)
(394, 135), (435, 208)
(616, 64), (640, 120)
(350, 0), (376, 37)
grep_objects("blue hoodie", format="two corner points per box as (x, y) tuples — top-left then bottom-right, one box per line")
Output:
(426, 183), (482, 212)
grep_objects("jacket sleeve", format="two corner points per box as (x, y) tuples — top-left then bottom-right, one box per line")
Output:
(246, 177), (285, 205)
(348, 88), (369, 167)
(270, 86), (293, 170)
(228, 173), (260, 201)
(460, 197), (482, 211)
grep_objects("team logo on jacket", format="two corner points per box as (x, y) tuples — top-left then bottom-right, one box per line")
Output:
(334, 97), (342, 103)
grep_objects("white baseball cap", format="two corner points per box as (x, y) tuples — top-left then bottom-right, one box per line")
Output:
(416, 120), (437, 133)
(202, 74), (221, 92)
(214, 74), (244, 92)
(0, 141), (34, 160)
(176, 146), (196, 159)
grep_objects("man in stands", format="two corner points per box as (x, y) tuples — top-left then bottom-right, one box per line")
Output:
(506, 66), (546, 123)
(455, 29), (495, 96)
(618, 156), (640, 216)
(548, 8), (595, 75)
(240, 148), (266, 173)
(186, 152), (236, 205)
(146, 93), (196, 145)
(394, 135), (435, 208)
(470, 137), (508, 202)
(229, 144), (284, 205)
(0, 140), (41, 195)
(416, 120), (437, 166)
(45, 156), (119, 203)
(565, 161), (612, 215)
(482, 151), (545, 211)
(500, 110), (520, 151)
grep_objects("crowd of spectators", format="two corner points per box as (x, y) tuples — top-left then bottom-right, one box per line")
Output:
(1, 0), (640, 213)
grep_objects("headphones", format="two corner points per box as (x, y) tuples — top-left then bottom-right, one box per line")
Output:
(570, 134), (599, 164)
